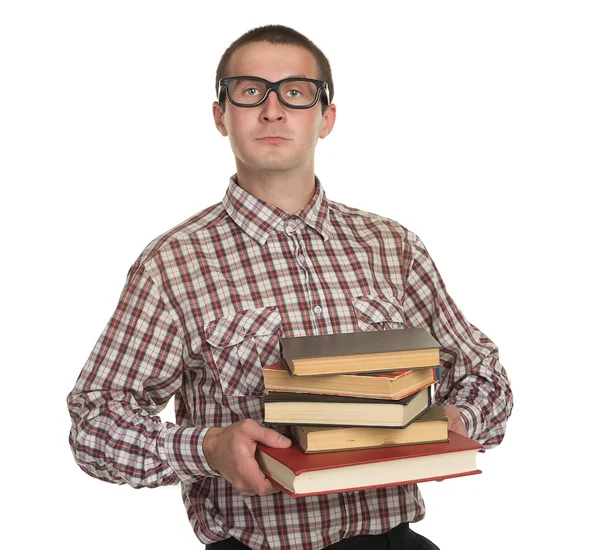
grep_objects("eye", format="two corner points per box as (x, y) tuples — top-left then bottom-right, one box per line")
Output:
(244, 87), (260, 96)
(287, 89), (302, 98)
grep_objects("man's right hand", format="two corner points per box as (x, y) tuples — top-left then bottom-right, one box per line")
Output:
(202, 418), (292, 497)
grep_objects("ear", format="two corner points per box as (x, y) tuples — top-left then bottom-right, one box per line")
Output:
(319, 103), (337, 139)
(212, 101), (228, 136)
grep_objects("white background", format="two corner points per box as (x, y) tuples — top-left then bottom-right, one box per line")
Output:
(1, 1), (598, 548)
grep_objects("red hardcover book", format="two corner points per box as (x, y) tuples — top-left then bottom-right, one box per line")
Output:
(256, 430), (483, 498)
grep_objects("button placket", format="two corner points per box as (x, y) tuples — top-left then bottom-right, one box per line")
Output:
(295, 234), (310, 270)
(283, 223), (331, 333)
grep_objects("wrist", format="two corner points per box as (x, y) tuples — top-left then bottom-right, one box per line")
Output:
(203, 427), (224, 473)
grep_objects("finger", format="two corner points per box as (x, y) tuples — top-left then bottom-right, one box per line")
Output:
(453, 421), (468, 437)
(451, 421), (467, 437)
(264, 484), (281, 495)
(244, 455), (279, 495)
(251, 423), (292, 448)
(243, 480), (280, 497)
(241, 484), (280, 497)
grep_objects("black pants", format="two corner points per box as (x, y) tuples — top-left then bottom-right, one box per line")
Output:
(206, 523), (440, 549)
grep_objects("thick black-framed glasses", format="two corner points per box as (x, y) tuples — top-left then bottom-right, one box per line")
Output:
(218, 76), (330, 109)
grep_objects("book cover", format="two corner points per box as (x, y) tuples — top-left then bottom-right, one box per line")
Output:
(280, 328), (441, 376)
(262, 362), (438, 400)
(263, 387), (431, 427)
(256, 430), (483, 498)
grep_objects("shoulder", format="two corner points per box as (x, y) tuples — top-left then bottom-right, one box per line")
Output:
(326, 198), (423, 247)
(126, 201), (229, 282)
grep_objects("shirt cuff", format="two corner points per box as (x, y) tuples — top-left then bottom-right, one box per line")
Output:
(157, 425), (221, 483)
(455, 402), (484, 442)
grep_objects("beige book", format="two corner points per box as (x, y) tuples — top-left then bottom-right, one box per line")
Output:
(263, 362), (438, 400)
(264, 387), (431, 428)
(290, 407), (448, 453)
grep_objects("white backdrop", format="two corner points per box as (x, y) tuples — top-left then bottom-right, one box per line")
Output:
(1, 1), (598, 548)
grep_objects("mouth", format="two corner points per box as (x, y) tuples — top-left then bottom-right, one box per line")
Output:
(257, 136), (290, 143)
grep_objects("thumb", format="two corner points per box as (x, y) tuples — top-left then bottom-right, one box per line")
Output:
(253, 424), (292, 448)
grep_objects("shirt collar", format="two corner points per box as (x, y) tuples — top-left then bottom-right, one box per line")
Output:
(222, 175), (333, 246)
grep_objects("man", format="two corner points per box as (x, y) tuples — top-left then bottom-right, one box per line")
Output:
(67, 24), (513, 550)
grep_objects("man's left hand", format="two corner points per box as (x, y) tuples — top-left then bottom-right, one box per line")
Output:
(440, 404), (468, 437)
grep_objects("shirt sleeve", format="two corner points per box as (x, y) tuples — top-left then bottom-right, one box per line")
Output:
(67, 261), (219, 488)
(401, 232), (513, 449)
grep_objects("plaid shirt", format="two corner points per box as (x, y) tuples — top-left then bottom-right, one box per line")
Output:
(67, 176), (513, 550)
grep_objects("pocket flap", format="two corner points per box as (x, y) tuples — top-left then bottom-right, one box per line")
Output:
(204, 306), (281, 348)
(352, 294), (405, 325)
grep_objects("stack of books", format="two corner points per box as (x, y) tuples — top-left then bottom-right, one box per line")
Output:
(256, 328), (483, 497)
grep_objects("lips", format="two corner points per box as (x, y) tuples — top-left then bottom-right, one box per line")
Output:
(258, 136), (289, 143)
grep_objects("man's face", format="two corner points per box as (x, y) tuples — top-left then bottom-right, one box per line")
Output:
(213, 42), (335, 176)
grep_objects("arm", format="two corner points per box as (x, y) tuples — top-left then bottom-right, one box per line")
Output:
(67, 263), (218, 488)
(67, 261), (291, 491)
(402, 233), (513, 449)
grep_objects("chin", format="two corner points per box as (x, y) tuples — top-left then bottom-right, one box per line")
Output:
(247, 154), (297, 172)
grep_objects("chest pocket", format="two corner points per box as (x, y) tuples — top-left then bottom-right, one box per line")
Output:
(203, 306), (282, 397)
(352, 293), (407, 331)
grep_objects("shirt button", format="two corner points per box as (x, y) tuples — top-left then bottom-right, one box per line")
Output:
(313, 306), (322, 315)
(298, 254), (304, 263)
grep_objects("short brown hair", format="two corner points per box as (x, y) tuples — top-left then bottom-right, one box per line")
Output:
(215, 25), (334, 110)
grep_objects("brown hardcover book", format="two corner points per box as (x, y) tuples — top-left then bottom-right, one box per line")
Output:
(290, 407), (448, 453)
(264, 387), (431, 427)
(262, 361), (438, 400)
(256, 430), (483, 498)
(280, 328), (440, 376)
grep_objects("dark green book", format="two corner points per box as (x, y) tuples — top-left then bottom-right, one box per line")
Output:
(280, 328), (440, 376)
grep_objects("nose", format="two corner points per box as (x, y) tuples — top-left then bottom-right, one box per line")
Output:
(260, 89), (285, 122)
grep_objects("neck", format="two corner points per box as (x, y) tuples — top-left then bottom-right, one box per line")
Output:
(234, 164), (316, 214)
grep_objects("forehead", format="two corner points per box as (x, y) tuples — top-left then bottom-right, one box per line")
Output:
(227, 42), (319, 81)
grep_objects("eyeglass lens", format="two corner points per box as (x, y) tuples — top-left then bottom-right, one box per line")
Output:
(227, 78), (319, 107)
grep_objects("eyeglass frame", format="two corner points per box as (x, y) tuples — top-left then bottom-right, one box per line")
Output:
(218, 76), (330, 110)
